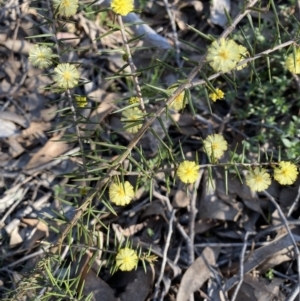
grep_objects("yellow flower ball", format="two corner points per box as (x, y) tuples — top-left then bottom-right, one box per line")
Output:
(129, 97), (139, 104)
(75, 96), (87, 107)
(116, 248), (139, 271)
(53, 0), (79, 17)
(206, 38), (240, 73)
(177, 161), (200, 184)
(274, 161), (298, 185)
(53, 63), (80, 90)
(111, 0), (134, 16)
(285, 49), (300, 74)
(209, 88), (225, 102)
(121, 107), (144, 134)
(29, 45), (53, 69)
(236, 45), (249, 70)
(109, 181), (135, 206)
(168, 88), (186, 111)
(203, 134), (228, 160)
(245, 167), (271, 192)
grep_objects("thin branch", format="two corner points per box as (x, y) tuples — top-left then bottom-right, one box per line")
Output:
(287, 184), (300, 217)
(188, 165), (204, 264)
(286, 284), (300, 301)
(230, 232), (255, 301)
(66, 90), (88, 188)
(117, 15), (146, 112)
(163, 0), (181, 67)
(153, 209), (176, 301)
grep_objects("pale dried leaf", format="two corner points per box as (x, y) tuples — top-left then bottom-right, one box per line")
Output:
(22, 218), (48, 232)
(21, 121), (50, 139)
(0, 34), (33, 54)
(0, 117), (18, 138)
(173, 188), (190, 208)
(233, 274), (285, 301)
(0, 79), (11, 95)
(174, 10), (188, 31)
(198, 176), (243, 221)
(22, 218), (49, 252)
(123, 14), (171, 49)
(172, 113), (199, 135)
(2, 60), (21, 83)
(258, 244), (294, 273)
(7, 137), (25, 157)
(0, 111), (28, 128)
(216, 174), (267, 219)
(24, 72), (52, 91)
(194, 219), (220, 234)
(9, 226), (23, 247)
(278, 179), (300, 208)
(210, 0), (231, 28)
(141, 200), (166, 219)
(122, 221), (147, 236)
(40, 105), (58, 122)
(83, 96), (116, 135)
(119, 267), (154, 301)
(189, 0), (204, 13)
(0, 186), (28, 214)
(82, 270), (117, 301)
(176, 247), (220, 301)
(24, 136), (74, 171)
(74, 14), (99, 45)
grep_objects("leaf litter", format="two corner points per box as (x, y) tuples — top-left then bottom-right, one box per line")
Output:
(0, 0), (299, 300)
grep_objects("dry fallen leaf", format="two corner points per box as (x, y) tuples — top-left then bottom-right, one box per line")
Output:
(0, 117), (18, 138)
(119, 267), (154, 301)
(0, 34), (33, 54)
(232, 274), (285, 301)
(9, 226), (24, 247)
(173, 187), (190, 208)
(194, 219), (220, 234)
(198, 174), (243, 221)
(22, 218), (49, 252)
(82, 270), (117, 301)
(210, 0), (231, 28)
(6, 137), (25, 157)
(24, 135), (74, 171)
(0, 111), (28, 128)
(176, 247), (220, 301)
